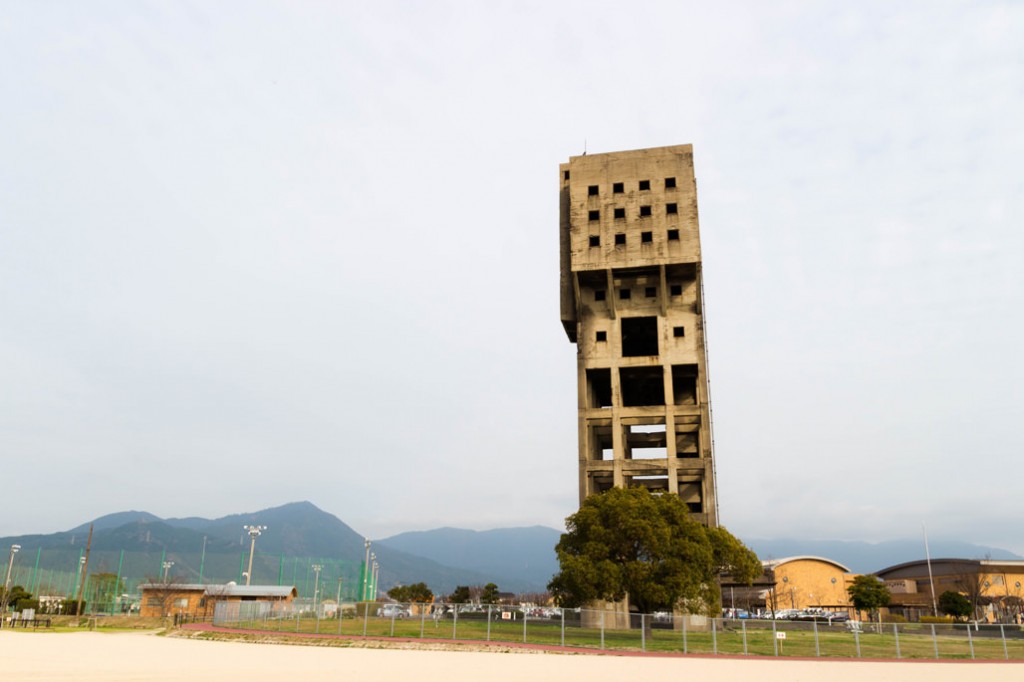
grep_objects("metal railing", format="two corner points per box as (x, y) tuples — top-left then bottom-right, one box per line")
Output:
(208, 603), (1024, 660)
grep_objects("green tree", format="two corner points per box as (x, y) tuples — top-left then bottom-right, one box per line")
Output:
(388, 582), (434, 603)
(449, 585), (471, 604)
(547, 487), (759, 615)
(480, 583), (500, 605)
(846, 575), (891, 621)
(1, 585), (32, 614)
(938, 590), (971, 620)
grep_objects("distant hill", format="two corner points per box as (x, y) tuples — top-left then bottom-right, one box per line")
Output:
(6, 503), (1021, 595)
(376, 526), (562, 593)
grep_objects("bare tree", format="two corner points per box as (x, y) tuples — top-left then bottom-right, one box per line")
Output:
(953, 569), (989, 621)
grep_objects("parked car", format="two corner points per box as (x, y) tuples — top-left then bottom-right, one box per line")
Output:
(377, 604), (410, 619)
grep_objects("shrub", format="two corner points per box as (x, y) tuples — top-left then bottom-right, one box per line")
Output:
(920, 615), (954, 624)
(881, 613), (906, 623)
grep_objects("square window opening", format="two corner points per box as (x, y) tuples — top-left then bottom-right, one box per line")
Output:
(614, 207), (625, 219)
(586, 368), (612, 408)
(613, 182), (624, 193)
(645, 286), (656, 298)
(589, 235), (600, 247)
(639, 180), (651, 191)
(564, 170), (570, 180)
(626, 422), (668, 460)
(621, 316), (658, 357)
(595, 330), (607, 342)
(614, 233), (626, 245)
(641, 231), (653, 243)
(588, 210), (600, 221)
(619, 288), (631, 300)
(672, 364), (698, 405)
(665, 177), (676, 188)
(593, 289), (606, 301)
(669, 284), (683, 296)
(673, 326), (685, 337)
(676, 427), (699, 458)
(639, 205), (652, 217)
(588, 185), (599, 196)
(666, 203), (678, 214)
(667, 229), (680, 241)
(620, 366), (665, 406)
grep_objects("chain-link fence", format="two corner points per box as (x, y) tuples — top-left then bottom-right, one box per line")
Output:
(208, 603), (1024, 660)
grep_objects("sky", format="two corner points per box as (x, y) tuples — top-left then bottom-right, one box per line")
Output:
(2, 1), (1022, 554)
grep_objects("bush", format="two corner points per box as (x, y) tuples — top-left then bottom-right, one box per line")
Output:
(920, 615), (954, 624)
(881, 613), (906, 623)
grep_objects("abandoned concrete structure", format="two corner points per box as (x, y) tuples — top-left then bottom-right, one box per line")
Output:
(559, 144), (718, 527)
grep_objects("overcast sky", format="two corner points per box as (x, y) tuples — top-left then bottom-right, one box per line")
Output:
(2, 2), (1022, 554)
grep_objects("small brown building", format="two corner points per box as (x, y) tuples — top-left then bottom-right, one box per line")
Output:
(139, 582), (297, 618)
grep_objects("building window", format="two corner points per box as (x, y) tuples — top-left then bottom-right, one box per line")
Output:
(674, 326), (685, 337)
(596, 331), (607, 342)
(614, 207), (625, 219)
(594, 289), (606, 301)
(667, 229), (679, 241)
(588, 210), (600, 221)
(564, 170), (570, 180)
(620, 288), (631, 300)
(641, 231), (653, 243)
(589, 235), (600, 247)
(670, 284), (682, 296)
(639, 180), (651, 191)
(174, 598), (189, 608)
(645, 287), (656, 298)
(588, 185), (599, 196)
(621, 317), (659, 357)
(666, 203), (678, 214)
(665, 177), (676, 188)
(615, 233), (626, 245)
(639, 205), (652, 217)
(613, 182), (624, 193)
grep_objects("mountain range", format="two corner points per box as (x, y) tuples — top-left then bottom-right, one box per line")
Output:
(2, 501), (1019, 594)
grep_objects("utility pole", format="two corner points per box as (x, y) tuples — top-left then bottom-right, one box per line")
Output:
(75, 524), (93, 618)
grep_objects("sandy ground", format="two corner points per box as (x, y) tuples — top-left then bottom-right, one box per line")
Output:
(1, 630), (1022, 681)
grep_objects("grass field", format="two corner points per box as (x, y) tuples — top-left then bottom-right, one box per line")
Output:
(214, 612), (1024, 661)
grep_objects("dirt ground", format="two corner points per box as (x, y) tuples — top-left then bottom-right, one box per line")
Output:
(1, 630), (1022, 681)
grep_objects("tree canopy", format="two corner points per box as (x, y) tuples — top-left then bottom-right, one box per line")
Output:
(449, 585), (471, 604)
(938, 590), (971, 620)
(387, 582), (434, 603)
(480, 583), (500, 605)
(846, 575), (891, 616)
(547, 487), (760, 615)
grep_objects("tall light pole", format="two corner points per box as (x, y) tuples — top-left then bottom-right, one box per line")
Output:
(361, 539), (371, 601)
(311, 564), (323, 630)
(243, 525), (266, 586)
(369, 553), (376, 601)
(162, 561), (174, 581)
(1, 544), (21, 625)
(371, 560), (379, 601)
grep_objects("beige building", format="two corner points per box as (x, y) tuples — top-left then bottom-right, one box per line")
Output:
(762, 556), (855, 615)
(138, 583), (297, 618)
(876, 558), (1024, 623)
(559, 144), (717, 526)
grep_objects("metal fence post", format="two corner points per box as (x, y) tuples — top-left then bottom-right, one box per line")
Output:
(337, 601), (343, 635)
(641, 613), (646, 652)
(1001, 624), (1008, 660)
(967, 622), (975, 659)
(362, 602), (368, 636)
(712, 617), (717, 655)
(854, 625), (861, 658)
(561, 608), (565, 647)
(814, 620), (820, 657)
(486, 605), (492, 642)
(452, 605), (458, 640)
(683, 614), (688, 654)
(893, 623), (900, 659)
(742, 619), (748, 656)
(931, 623), (938, 659)
(420, 606), (426, 639)
(600, 611), (605, 650)
(390, 611), (396, 637)
(523, 607), (527, 643)
(772, 620), (778, 657)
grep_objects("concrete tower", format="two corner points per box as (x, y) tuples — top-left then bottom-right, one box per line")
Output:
(559, 144), (718, 528)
